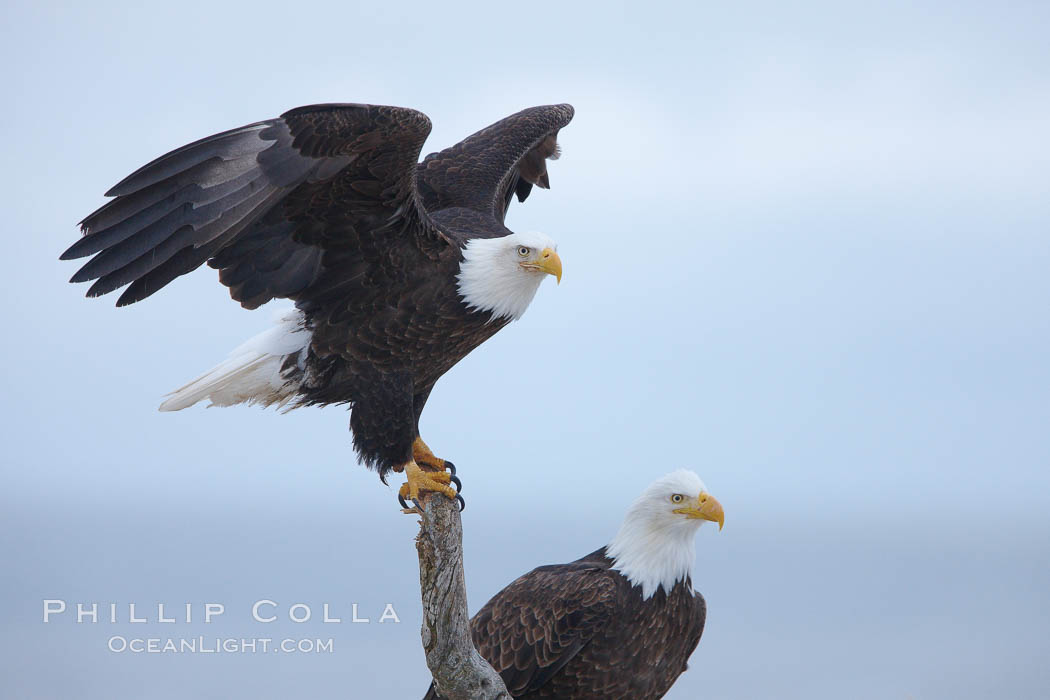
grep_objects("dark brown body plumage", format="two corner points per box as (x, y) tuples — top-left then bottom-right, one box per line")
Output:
(425, 548), (707, 700)
(63, 102), (573, 477)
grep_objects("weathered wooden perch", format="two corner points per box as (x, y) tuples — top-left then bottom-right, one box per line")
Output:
(415, 494), (511, 700)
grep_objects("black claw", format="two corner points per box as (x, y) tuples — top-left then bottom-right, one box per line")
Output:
(397, 479), (462, 512)
(445, 460), (456, 476)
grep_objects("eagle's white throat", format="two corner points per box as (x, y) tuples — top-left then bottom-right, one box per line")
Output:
(456, 232), (558, 321)
(607, 470), (709, 600)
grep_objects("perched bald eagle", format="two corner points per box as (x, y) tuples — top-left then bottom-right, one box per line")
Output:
(61, 103), (571, 507)
(425, 470), (724, 700)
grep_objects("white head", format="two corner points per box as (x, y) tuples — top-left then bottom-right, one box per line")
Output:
(456, 231), (563, 321)
(606, 470), (725, 600)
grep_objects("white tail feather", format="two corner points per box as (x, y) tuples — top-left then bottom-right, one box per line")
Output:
(159, 308), (311, 412)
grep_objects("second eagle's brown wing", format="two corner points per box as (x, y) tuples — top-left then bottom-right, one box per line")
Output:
(467, 559), (618, 697)
(416, 104), (574, 225)
(63, 103), (448, 309)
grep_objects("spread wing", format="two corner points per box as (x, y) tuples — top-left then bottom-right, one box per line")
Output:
(62, 103), (447, 309)
(468, 561), (618, 696)
(416, 104), (574, 224)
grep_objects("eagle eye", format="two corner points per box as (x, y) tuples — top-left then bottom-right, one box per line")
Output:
(671, 494), (684, 504)
(517, 246), (530, 257)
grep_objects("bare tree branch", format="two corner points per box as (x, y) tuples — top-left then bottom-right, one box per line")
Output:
(415, 494), (511, 700)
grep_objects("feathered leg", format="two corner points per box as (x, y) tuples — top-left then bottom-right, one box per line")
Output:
(349, 374), (460, 511)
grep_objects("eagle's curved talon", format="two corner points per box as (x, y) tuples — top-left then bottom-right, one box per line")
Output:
(397, 459), (458, 512)
(455, 494), (466, 512)
(445, 460), (456, 477)
(397, 492), (423, 515)
(450, 474), (462, 493)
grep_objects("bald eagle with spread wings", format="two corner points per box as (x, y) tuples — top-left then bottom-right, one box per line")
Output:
(62, 102), (572, 508)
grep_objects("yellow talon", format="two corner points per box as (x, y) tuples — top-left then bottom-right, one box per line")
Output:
(398, 459), (457, 506)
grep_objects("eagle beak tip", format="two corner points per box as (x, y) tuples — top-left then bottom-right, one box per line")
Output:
(537, 248), (563, 284)
(698, 493), (725, 531)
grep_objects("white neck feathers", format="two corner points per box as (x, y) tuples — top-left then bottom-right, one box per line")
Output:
(607, 507), (699, 600)
(456, 236), (548, 321)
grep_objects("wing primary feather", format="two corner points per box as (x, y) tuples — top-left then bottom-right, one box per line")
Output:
(114, 228), (240, 307)
(84, 224), (197, 296)
(71, 206), (194, 283)
(85, 183), (285, 298)
(63, 182), (199, 260)
(67, 151), (274, 261)
(104, 122), (272, 197)
(70, 175), (274, 283)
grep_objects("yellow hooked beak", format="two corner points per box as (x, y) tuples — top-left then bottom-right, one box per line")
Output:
(522, 247), (563, 284)
(673, 492), (725, 531)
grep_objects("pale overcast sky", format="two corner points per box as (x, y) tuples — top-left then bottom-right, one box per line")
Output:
(3, 1), (1049, 698)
